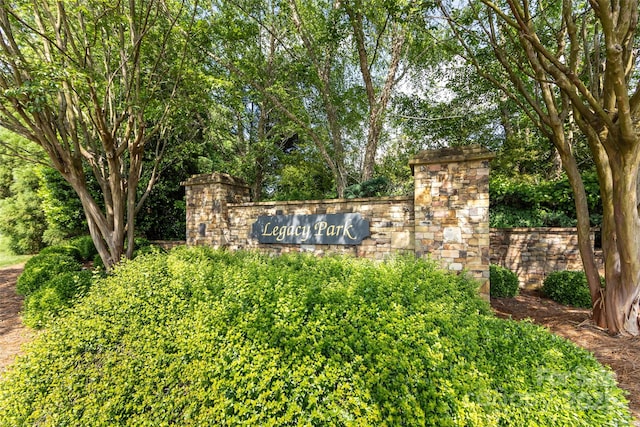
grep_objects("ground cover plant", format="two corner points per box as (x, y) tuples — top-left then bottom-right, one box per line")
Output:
(0, 248), (631, 426)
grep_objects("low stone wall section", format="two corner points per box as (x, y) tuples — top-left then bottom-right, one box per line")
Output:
(490, 227), (603, 289)
(150, 240), (186, 250)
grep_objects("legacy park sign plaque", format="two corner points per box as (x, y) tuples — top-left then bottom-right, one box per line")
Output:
(252, 213), (370, 245)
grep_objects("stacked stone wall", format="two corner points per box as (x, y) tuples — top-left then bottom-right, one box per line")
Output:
(183, 146), (495, 297)
(411, 146), (493, 294)
(183, 173), (251, 246)
(490, 227), (603, 289)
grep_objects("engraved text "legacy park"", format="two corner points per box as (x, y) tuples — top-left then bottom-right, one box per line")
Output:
(251, 213), (370, 245)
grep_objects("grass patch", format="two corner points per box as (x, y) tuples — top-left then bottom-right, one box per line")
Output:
(0, 234), (31, 268)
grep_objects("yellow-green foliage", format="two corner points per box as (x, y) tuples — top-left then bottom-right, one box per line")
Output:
(16, 253), (81, 296)
(16, 240), (96, 329)
(22, 270), (92, 329)
(0, 248), (631, 426)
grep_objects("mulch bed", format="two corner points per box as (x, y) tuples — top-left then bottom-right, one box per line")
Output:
(0, 264), (33, 378)
(492, 289), (640, 424)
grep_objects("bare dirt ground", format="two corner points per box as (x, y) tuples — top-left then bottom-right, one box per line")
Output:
(0, 264), (33, 378)
(492, 290), (640, 424)
(1, 265), (639, 423)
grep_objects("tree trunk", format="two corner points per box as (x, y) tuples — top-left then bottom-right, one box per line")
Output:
(126, 141), (143, 260)
(558, 147), (606, 326)
(346, 3), (405, 183)
(361, 121), (378, 182)
(68, 175), (124, 270)
(288, 0), (348, 198)
(253, 100), (269, 202)
(602, 144), (640, 335)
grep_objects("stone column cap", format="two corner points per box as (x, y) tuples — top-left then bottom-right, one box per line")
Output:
(409, 145), (495, 172)
(181, 172), (250, 188)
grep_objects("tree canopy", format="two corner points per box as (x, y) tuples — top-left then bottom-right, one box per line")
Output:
(0, 0), (207, 268)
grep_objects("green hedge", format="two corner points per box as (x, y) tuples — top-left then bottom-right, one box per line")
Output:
(67, 235), (98, 261)
(16, 238), (98, 328)
(490, 173), (602, 228)
(37, 244), (83, 261)
(542, 270), (594, 308)
(22, 270), (93, 329)
(0, 249), (631, 426)
(490, 264), (519, 298)
(16, 253), (82, 297)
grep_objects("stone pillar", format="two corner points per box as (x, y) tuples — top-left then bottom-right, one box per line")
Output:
(410, 145), (495, 297)
(182, 173), (251, 247)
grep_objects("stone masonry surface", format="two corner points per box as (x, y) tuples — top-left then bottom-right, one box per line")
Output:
(490, 227), (603, 289)
(183, 146), (496, 297)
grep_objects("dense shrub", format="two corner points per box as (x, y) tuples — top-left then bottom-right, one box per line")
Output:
(0, 165), (46, 254)
(542, 270), (594, 308)
(133, 244), (165, 258)
(490, 264), (520, 298)
(37, 244), (83, 261)
(344, 176), (391, 198)
(37, 166), (87, 245)
(16, 253), (81, 296)
(490, 173), (602, 228)
(92, 253), (105, 271)
(16, 239), (99, 328)
(0, 249), (630, 426)
(0, 134), (87, 253)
